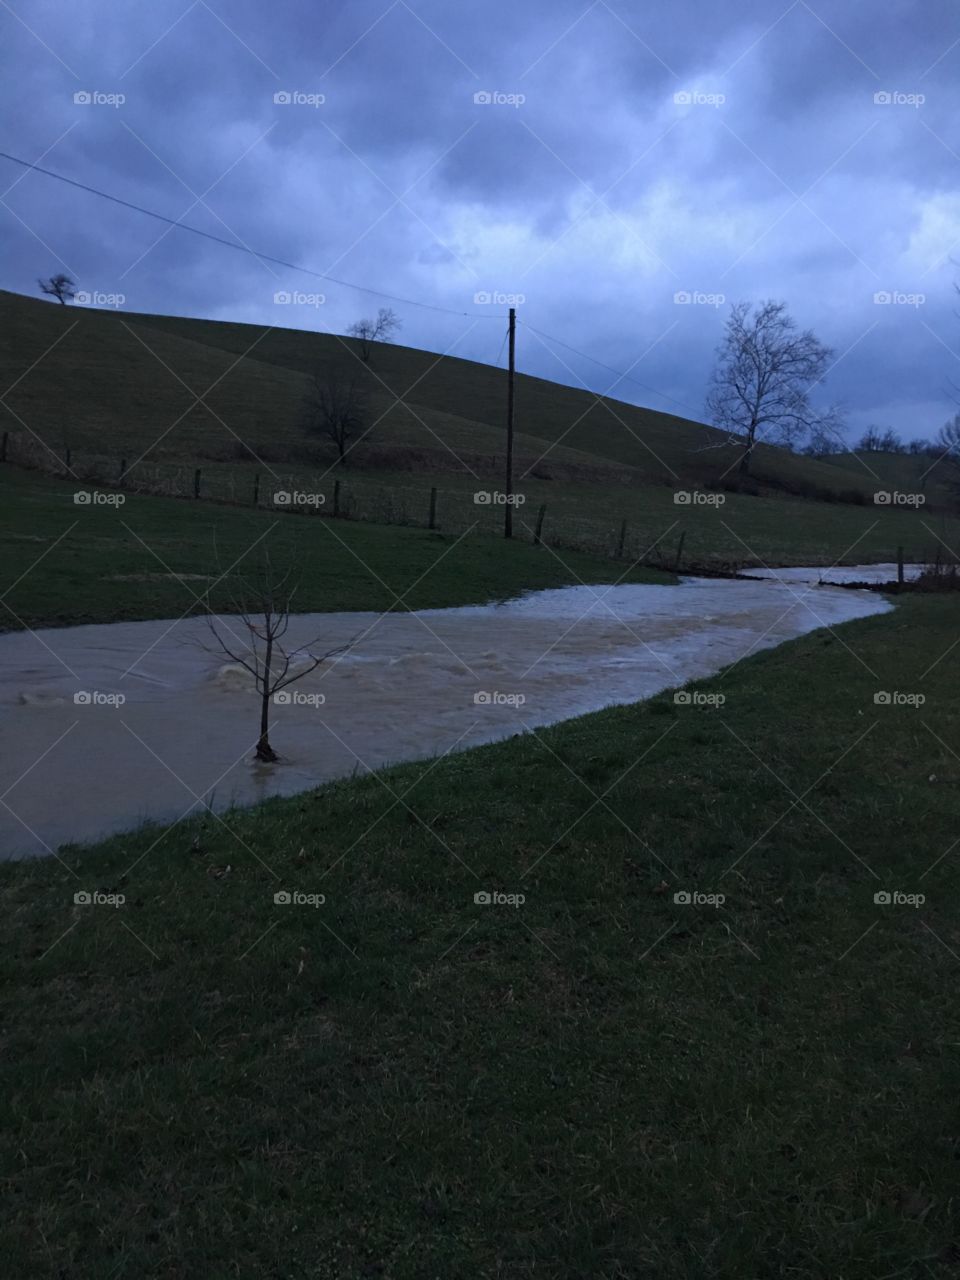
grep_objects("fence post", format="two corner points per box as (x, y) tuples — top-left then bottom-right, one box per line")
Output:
(645, 530), (668, 564)
(534, 503), (546, 546)
(428, 486), (437, 530)
(194, 468), (202, 499)
(675, 530), (686, 571)
(0, 431), (7, 463)
(253, 473), (260, 506)
(334, 479), (341, 517)
(616, 518), (627, 559)
(897, 546), (904, 584)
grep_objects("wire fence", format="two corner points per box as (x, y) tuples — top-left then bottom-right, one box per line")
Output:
(4, 429), (955, 579)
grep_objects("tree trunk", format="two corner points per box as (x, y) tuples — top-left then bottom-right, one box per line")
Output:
(256, 635), (278, 761)
(256, 690), (278, 761)
(739, 426), (757, 476)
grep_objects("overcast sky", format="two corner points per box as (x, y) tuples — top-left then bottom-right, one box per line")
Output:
(2, 0), (958, 441)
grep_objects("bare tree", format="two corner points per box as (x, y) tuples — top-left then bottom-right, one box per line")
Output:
(38, 273), (77, 305)
(907, 438), (940, 457)
(303, 374), (368, 466)
(202, 553), (351, 762)
(858, 426), (905, 453)
(805, 415), (847, 457)
(937, 413), (960, 461)
(706, 300), (843, 475)
(347, 307), (401, 362)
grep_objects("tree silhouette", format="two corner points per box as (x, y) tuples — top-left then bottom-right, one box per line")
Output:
(38, 273), (77, 305)
(347, 307), (401, 362)
(202, 552), (352, 762)
(707, 300), (843, 475)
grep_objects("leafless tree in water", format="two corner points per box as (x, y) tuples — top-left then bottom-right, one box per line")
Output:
(201, 551), (352, 762)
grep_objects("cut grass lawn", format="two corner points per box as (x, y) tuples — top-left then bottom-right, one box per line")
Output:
(0, 468), (673, 631)
(2, 594), (960, 1276)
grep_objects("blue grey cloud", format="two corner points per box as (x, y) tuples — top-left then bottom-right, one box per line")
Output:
(2, 0), (959, 441)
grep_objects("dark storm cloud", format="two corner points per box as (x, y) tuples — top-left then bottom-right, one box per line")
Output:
(2, 0), (960, 440)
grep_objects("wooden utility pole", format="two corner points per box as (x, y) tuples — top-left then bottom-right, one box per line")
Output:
(505, 308), (516, 539)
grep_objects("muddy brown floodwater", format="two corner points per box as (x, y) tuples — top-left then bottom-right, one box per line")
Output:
(0, 571), (898, 860)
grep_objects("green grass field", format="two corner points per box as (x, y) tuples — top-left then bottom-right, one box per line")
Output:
(5, 448), (958, 622)
(0, 468), (674, 631)
(2, 594), (959, 1277)
(4, 292), (960, 1277)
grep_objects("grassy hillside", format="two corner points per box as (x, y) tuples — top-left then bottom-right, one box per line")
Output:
(0, 290), (616, 481)
(826, 448), (957, 507)
(4, 289), (959, 569)
(4, 287), (938, 499)
(2, 595), (959, 1276)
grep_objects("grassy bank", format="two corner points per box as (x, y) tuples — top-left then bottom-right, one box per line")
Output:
(2, 595), (959, 1276)
(0, 468), (672, 631)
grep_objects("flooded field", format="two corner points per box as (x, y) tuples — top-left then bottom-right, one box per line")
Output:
(0, 571), (894, 859)
(742, 563), (922, 585)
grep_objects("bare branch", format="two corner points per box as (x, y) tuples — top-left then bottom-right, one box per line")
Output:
(197, 543), (355, 762)
(302, 373), (369, 467)
(705, 300), (842, 475)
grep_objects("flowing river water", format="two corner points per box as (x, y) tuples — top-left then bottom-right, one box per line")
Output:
(0, 570), (903, 860)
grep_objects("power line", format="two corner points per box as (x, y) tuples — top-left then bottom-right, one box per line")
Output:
(519, 319), (703, 421)
(493, 324), (509, 368)
(0, 150), (703, 419)
(0, 149), (504, 320)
